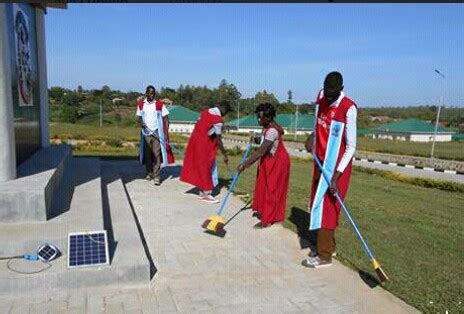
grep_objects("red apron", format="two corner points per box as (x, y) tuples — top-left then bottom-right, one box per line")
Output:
(180, 109), (223, 191)
(252, 126), (291, 224)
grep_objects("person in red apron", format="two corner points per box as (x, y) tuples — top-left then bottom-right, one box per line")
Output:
(302, 72), (358, 268)
(237, 103), (291, 228)
(136, 85), (175, 186)
(180, 101), (230, 203)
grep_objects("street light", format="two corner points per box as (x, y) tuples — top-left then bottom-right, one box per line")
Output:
(430, 69), (445, 158)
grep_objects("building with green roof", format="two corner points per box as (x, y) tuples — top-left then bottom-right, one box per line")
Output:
(166, 105), (199, 133)
(227, 113), (315, 135)
(373, 118), (455, 142)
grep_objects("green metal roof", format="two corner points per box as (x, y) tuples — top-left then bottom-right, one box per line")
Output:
(227, 114), (315, 130)
(167, 105), (199, 123)
(374, 119), (454, 134)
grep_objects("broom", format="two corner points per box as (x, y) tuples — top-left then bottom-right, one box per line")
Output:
(312, 153), (389, 284)
(202, 140), (254, 237)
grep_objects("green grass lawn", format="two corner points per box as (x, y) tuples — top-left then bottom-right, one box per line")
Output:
(216, 155), (464, 313)
(283, 134), (464, 161)
(50, 122), (188, 143)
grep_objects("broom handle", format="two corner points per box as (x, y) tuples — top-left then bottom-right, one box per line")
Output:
(312, 154), (376, 261)
(142, 112), (185, 157)
(217, 141), (254, 216)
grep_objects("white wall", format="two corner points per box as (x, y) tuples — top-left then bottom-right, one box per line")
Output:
(169, 123), (195, 133)
(410, 134), (452, 142)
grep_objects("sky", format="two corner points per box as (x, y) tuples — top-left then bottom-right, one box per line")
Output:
(45, 4), (464, 107)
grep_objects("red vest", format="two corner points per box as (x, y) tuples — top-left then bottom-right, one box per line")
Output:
(314, 90), (357, 168)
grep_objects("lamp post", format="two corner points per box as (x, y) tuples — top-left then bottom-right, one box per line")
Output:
(430, 69), (445, 158)
(237, 100), (240, 131)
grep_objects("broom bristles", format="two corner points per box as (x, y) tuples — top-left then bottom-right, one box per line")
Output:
(375, 266), (389, 284)
(201, 219), (211, 229)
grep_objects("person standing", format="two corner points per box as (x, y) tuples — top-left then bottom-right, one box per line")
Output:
(237, 103), (291, 228)
(136, 85), (174, 186)
(180, 101), (230, 203)
(302, 71), (357, 268)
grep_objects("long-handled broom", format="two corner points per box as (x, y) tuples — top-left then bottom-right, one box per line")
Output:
(312, 153), (389, 284)
(202, 140), (254, 237)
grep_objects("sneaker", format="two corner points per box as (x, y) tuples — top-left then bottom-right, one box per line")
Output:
(153, 178), (161, 186)
(301, 256), (332, 268)
(308, 251), (337, 258)
(200, 195), (219, 204)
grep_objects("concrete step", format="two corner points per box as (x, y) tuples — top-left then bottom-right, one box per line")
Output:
(0, 145), (72, 222)
(0, 157), (103, 257)
(0, 158), (150, 296)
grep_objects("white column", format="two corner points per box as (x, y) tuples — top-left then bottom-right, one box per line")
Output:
(36, 7), (49, 148)
(0, 4), (17, 182)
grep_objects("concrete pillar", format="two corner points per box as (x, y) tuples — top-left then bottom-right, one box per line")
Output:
(36, 7), (49, 148)
(0, 4), (17, 182)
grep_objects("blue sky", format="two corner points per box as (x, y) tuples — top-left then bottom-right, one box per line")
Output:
(45, 4), (463, 107)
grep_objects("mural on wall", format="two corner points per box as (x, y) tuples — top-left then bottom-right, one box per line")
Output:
(14, 4), (33, 107)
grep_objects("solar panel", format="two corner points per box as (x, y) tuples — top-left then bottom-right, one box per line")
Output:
(67, 231), (110, 269)
(37, 244), (59, 262)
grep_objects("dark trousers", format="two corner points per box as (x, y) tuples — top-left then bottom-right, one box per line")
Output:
(144, 134), (162, 179)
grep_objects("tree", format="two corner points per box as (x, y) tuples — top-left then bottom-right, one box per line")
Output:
(101, 85), (111, 93)
(287, 90), (293, 104)
(255, 90), (279, 106)
(77, 85), (83, 93)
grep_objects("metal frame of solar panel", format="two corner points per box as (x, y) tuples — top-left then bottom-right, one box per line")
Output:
(67, 231), (110, 269)
(37, 243), (59, 263)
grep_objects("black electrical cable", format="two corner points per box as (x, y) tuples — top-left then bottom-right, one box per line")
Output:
(6, 258), (52, 275)
(0, 255), (23, 260)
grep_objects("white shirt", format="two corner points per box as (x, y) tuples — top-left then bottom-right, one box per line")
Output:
(263, 127), (279, 155)
(313, 91), (357, 173)
(136, 99), (169, 131)
(207, 107), (224, 136)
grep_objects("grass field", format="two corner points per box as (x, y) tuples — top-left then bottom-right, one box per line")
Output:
(284, 134), (464, 161)
(50, 122), (188, 143)
(215, 156), (463, 313)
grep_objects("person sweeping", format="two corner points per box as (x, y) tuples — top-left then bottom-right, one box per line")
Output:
(237, 103), (291, 228)
(180, 101), (231, 203)
(302, 71), (358, 268)
(136, 85), (175, 186)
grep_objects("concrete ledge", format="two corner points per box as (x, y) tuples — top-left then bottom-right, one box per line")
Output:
(0, 145), (72, 223)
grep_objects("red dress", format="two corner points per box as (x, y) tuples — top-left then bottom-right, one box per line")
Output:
(180, 109), (223, 191)
(309, 90), (357, 230)
(252, 125), (291, 224)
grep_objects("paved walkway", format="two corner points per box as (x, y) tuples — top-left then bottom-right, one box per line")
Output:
(0, 161), (418, 313)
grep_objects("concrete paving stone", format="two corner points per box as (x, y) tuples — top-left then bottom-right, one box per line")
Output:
(86, 295), (105, 314)
(104, 302), (124, 314)
(66, 307), (87, 314)
(67, 291), (86, 309)
(124, 309), (143, 314)
(106, 291), (140, 311)
(9, 304), (31, 314)
(0, 304), (12, 314)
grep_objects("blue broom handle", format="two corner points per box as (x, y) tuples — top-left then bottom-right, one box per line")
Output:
(312, 154), (376, 261)
(141, 112), (184, 157)
(217, 141), (254, 216)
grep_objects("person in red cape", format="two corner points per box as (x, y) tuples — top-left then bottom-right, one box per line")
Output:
(180, 101), (231, 203)
(237, 103), (291, 229)
(136, 85), (175, 186)
(302, 71), (358, 268)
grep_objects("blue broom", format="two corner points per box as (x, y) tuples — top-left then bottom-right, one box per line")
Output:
(312, 153), (389, 283)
